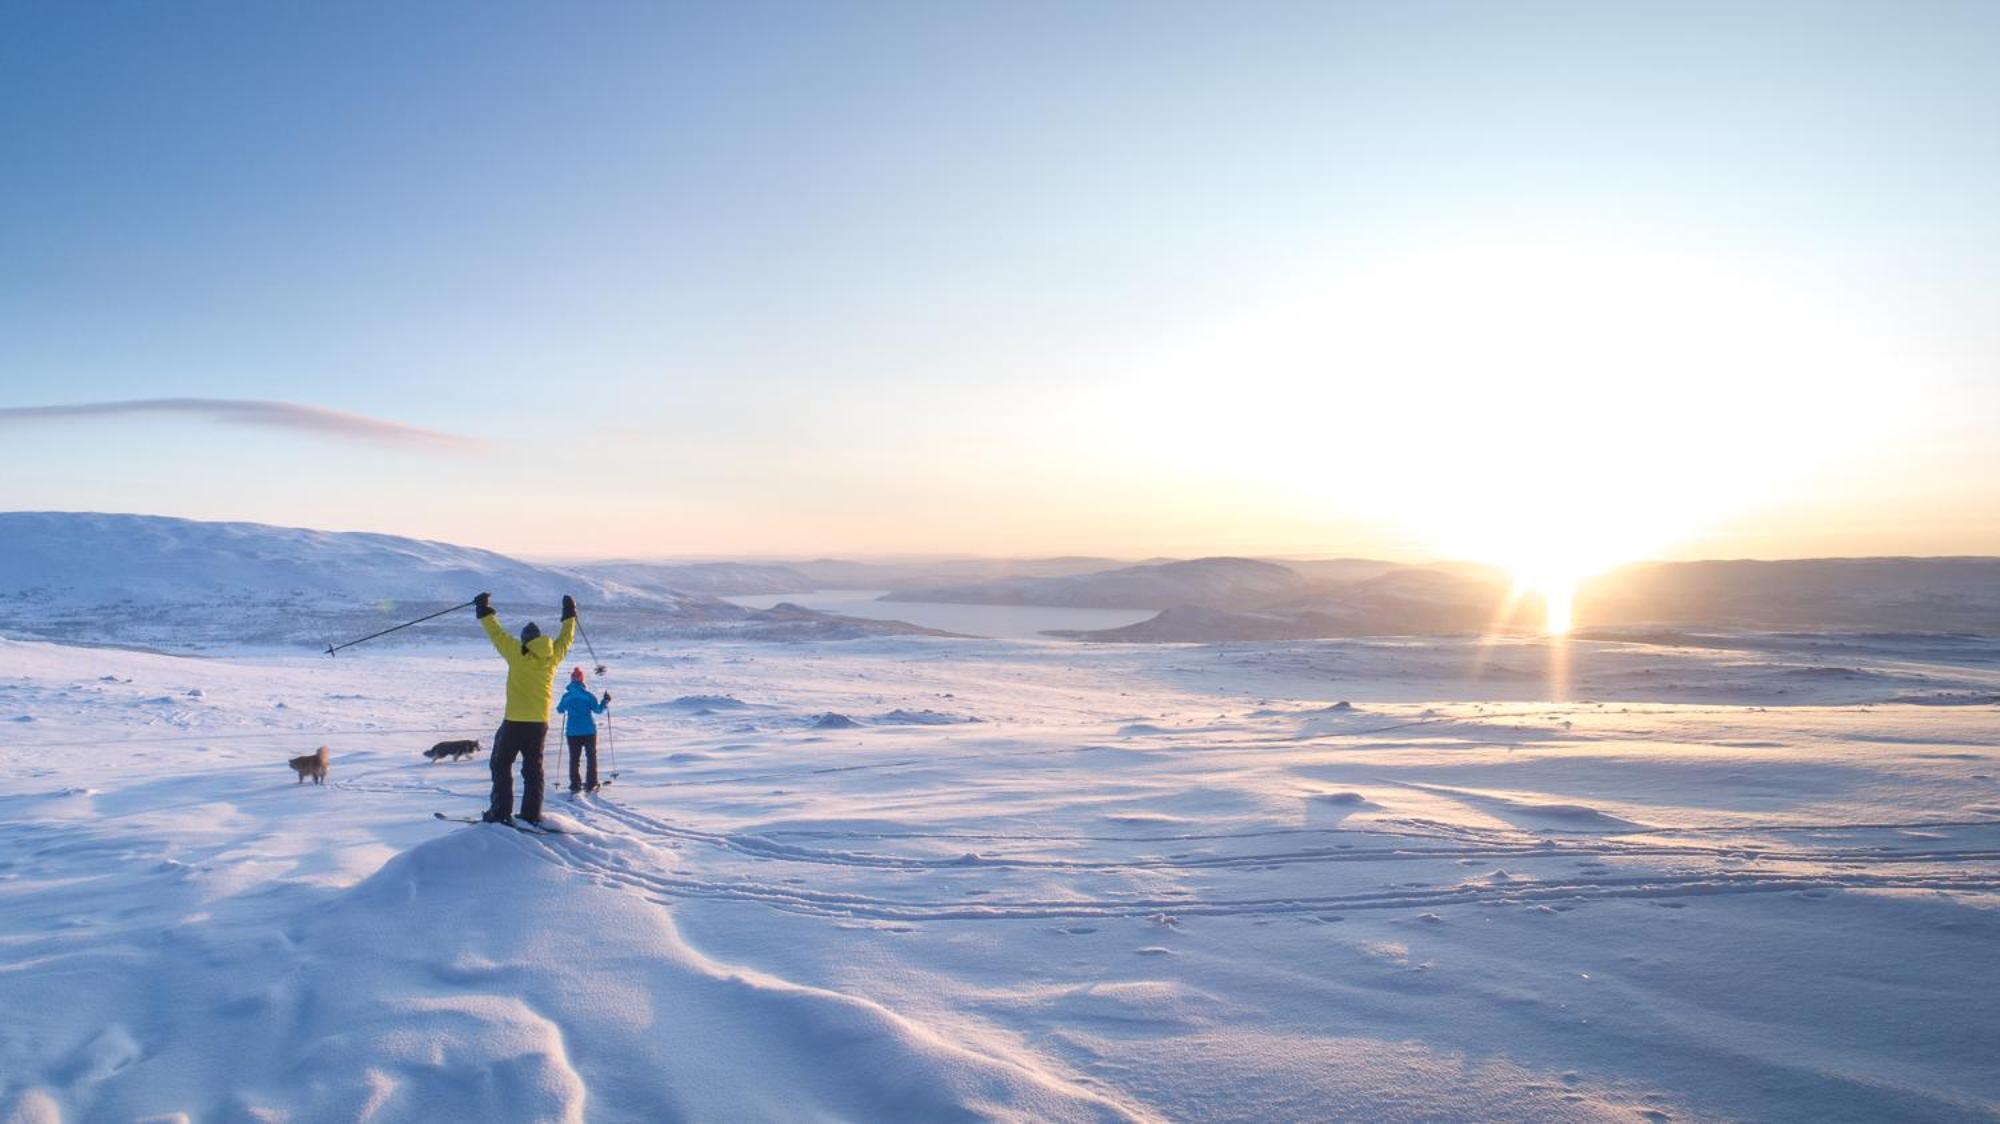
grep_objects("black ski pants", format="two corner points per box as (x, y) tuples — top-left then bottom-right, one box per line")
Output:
(566, 733), (599, 790)
(489, 720), (549, 821)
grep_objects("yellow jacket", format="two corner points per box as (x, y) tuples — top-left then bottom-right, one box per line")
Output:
(481, 613), (577, 723)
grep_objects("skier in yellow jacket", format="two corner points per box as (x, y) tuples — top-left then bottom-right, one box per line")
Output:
(473, 592), (577, 825)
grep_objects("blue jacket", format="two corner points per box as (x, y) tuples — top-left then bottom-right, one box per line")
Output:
(556, 681), (608, 736)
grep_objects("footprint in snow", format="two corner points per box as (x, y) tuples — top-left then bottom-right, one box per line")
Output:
(63, 1024), (141, 1086)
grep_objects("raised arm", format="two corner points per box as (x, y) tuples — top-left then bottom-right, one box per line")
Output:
(475, 593), (516, 662)
(553, 596), (577, 663)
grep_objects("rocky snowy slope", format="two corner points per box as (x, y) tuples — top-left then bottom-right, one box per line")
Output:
(3, 630), (1998, 1120)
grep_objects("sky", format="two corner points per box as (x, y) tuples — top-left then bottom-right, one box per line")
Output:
(2, 0), (1996, 568)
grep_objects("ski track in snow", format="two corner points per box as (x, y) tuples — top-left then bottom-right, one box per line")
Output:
(3, 631), (2000, 1121)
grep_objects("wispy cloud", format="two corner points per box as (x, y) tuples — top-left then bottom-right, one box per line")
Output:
(0, 398), (481, 451)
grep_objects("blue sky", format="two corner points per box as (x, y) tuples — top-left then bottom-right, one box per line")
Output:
(2, 1), (1995, 562)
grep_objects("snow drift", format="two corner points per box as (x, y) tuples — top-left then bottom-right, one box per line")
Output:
(4, 821), (1132, 1122)
(3, 629), (1998, 1119)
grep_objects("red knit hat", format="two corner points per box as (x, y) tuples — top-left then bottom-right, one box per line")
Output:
(570, 667), (585, 682)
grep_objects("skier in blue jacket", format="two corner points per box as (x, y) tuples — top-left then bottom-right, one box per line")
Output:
(555, 668), (611, 792)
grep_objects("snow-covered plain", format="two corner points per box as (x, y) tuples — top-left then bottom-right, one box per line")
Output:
(4, 629), (1999, 1121)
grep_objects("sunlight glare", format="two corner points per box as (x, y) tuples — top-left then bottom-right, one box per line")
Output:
(1104, 236), (1916, 632)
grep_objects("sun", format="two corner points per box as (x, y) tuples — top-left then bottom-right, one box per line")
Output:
(1101, 235), (1909, 627)
(1424, 498), (1656, 634)
(1541, 583), (1575, 636)
(1513, 569), (1578, 635)
(1497, 545), (1601, 636)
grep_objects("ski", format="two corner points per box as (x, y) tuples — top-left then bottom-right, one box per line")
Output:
(433, 811), (570, 835)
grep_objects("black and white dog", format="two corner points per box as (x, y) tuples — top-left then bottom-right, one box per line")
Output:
(424, 738), (482, 763)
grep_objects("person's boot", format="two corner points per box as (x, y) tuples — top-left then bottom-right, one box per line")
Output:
(481, 810), (512, 825)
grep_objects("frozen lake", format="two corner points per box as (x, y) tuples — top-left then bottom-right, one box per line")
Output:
(721, 588), (1159, 638)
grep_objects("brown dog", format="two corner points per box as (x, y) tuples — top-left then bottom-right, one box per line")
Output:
(288, 746), (330, 785)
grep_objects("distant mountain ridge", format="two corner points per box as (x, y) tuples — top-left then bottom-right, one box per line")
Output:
(0, 513), (940, 649)
(6, 513), (1993, 646)
(0, 511), (661, 608)
(1576, 557), (2000, 633)
(577, 555), (1130, 597)
(886, 556), (1312, 611)
(1057, 557), (2000, 641)
(574, 560), (820, 598)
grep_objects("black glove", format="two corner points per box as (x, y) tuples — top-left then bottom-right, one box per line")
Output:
(474, 592), (493, 618)
(601, 691), (611, 705)
(561, 594), (577, 621)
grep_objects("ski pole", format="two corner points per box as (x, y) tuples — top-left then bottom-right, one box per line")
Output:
(325, 599), (476, 656)
(576, 615), (607, 676)
(604, 709), (618, 781)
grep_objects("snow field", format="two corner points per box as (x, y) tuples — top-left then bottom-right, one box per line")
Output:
(2, 632), (1998, 1120)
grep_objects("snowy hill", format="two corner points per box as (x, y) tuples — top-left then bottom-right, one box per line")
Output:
(1064, 566), (1528, 641)
(0, 511), (662, 607)
(0, 513), (936, 650)
(1062, 557), (2000, 641)
(1578, 556), (2000, 633)
(800, 555), (1127, 588)
(574, 560), (821, 597)
(572, 556), (1134, 597)
(887, 556), (1312, 611)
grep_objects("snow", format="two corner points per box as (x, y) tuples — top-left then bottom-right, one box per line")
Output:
(855, 552), (2000, 639)
(0, 511), (658, 607)
(721, 589), (1162, 639)
(12, 514), (1997, 651)
(3, 629), (1999, 1120)
(0, 513), (943, 649)
(887, 557), (1311, 611)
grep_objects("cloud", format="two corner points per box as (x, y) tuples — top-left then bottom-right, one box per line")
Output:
(0, 398), (481, 451)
